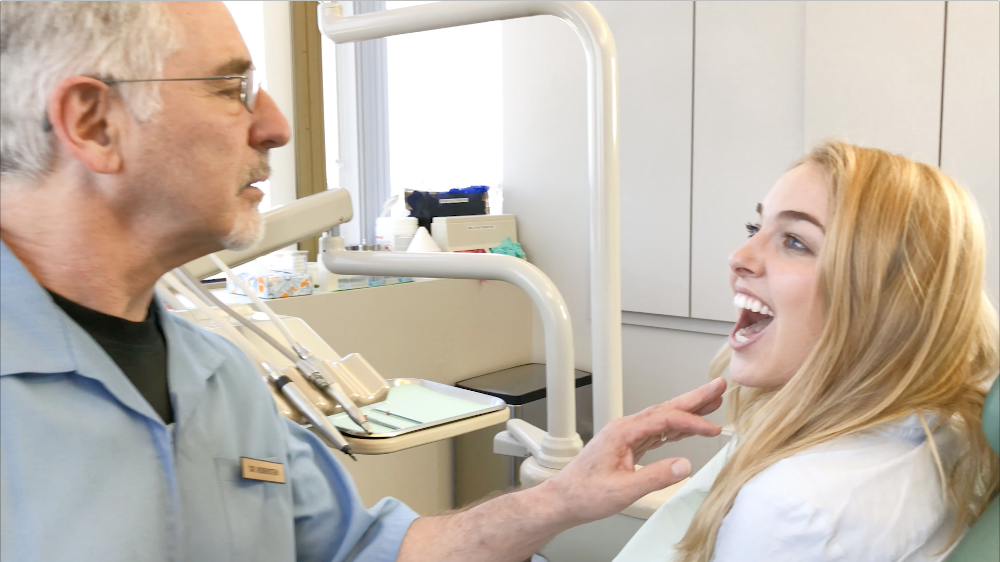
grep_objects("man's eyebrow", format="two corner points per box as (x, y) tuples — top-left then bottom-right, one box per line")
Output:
(211, 58), (252, 76)
(756, 204), (825, 233)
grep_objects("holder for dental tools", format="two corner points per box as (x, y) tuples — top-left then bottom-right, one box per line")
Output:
(161, 271), (356, 459)
(175, 267), (375, 435)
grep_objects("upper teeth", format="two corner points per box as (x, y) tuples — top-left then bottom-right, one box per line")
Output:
(733, 294), (773, 316)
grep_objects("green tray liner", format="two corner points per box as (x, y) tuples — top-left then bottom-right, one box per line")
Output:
(328, 383), (494, 433)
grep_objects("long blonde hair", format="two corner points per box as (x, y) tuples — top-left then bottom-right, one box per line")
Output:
(676, 140), (1000, 561)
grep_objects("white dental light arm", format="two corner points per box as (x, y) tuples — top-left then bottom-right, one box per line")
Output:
(318, 0), (623, 432)
(322, 245), (583, 468)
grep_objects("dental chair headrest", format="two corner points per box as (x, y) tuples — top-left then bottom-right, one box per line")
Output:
(985, 376), (999, 456)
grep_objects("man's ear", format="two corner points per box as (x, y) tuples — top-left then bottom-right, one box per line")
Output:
(46, 76), (126, 175)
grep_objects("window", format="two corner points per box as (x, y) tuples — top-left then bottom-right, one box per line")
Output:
(225, 1), (273, 210)
(385, 1), (503, 199)
(320, 1), (503, 246)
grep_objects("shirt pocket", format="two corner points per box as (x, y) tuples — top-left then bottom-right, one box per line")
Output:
(214, 457), (293, 562)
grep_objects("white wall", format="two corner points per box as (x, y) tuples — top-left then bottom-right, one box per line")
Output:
(940, 1), (1000, 308)
(261, 1), (298, 209)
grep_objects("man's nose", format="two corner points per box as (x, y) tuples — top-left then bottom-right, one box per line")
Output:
(249, 89), (291, 151)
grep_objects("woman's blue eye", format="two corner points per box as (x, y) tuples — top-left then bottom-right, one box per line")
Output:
(745, 222), (759, 238)
(786, 235), (808, 251)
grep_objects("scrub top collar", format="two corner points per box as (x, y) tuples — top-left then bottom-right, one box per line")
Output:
(0, 240), (226, 427)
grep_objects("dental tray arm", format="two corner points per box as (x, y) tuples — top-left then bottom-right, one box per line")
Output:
(323, 247), (583, 469)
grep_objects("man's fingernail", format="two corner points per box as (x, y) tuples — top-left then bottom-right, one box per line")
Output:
(672, 458), (692, 479)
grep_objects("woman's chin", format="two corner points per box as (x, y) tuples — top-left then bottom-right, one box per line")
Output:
(729, 357), (773, 389)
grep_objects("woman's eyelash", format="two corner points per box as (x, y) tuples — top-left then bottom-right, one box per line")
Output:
(785, 235), (808, 251)
(745, 222), (811, 253)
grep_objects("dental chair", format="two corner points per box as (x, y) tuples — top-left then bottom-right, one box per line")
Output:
(945, 375), (999, 561)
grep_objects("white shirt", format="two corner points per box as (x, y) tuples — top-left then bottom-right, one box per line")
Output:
(615, 415), (961, 562)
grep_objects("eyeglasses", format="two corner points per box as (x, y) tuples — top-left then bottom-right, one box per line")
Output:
(42, 67), (260, 132)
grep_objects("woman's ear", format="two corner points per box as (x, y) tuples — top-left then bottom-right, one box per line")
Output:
(46, 76), (125, 175)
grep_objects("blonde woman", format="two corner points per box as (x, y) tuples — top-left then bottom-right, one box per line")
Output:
(615, 141), (999, 562)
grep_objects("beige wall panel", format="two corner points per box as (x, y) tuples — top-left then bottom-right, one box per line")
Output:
(268, 279), (534, 385)
(593, 1), (694, 317)
(690, 1), (806, 322)
(804, 1), (945, 164)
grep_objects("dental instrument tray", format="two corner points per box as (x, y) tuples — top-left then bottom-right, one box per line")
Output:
(328, 378), (507, 439)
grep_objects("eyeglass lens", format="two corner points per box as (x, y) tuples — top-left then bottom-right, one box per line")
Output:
(244, 66), (259, 112)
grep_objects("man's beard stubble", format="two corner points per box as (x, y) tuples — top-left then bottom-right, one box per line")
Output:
(221, 158), (270, 251)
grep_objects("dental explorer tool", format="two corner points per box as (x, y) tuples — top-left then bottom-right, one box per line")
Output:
(365, 417), (402, 431)
(369, 408), (423, 425)
(205, 255), (375, 434)
(162, 272), (357, 460)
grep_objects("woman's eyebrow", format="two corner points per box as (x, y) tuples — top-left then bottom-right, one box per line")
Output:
(756, 203), (825, 233)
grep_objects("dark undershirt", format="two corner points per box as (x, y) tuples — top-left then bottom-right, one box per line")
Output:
(47, 290), (174, 424)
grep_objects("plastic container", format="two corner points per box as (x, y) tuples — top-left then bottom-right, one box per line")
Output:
(375, 217), (418, 252)
(431, 214), (517, 252)
(269, 250), (309, 275)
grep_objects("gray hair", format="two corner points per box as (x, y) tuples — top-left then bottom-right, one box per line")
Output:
(0, 1), (182, 179)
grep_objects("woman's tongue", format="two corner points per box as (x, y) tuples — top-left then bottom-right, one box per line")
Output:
(740, 317), (771, 336)
(735, 310), (773, 341)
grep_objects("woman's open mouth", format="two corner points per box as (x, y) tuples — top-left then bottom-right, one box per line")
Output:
(729, 292), (774, 350)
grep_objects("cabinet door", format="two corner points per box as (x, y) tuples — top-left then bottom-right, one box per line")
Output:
(804, 1), (946, 164)
(592, 1), (694, 317)
(690, 1), (806, 322)
(503, 2), (695, 326)
(940, 1), (1000, 306)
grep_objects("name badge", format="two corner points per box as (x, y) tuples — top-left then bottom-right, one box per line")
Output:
(240, 457), (285, 484)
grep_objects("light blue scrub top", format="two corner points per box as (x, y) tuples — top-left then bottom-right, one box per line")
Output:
(0, 241), (418, 562)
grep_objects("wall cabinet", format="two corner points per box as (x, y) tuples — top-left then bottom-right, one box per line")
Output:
(690, 1), (806, 321)
(503, 1), (999, 326)
(594, 1), (694, 317)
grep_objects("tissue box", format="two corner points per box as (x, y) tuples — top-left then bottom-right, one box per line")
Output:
(228, 271), (313, 299)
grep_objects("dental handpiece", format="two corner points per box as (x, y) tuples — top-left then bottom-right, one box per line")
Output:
(264, 362), (357, 461)
(163, 271), (356, 460)
(292, 346), (374, 434)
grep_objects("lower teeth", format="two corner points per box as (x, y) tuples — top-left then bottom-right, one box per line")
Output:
(735, 320), (770, 343)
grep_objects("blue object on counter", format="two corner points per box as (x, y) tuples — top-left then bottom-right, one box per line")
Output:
(448, 186), (490, 194)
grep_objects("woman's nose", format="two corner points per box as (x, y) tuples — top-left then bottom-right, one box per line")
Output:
(729, 237), (763, 278)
